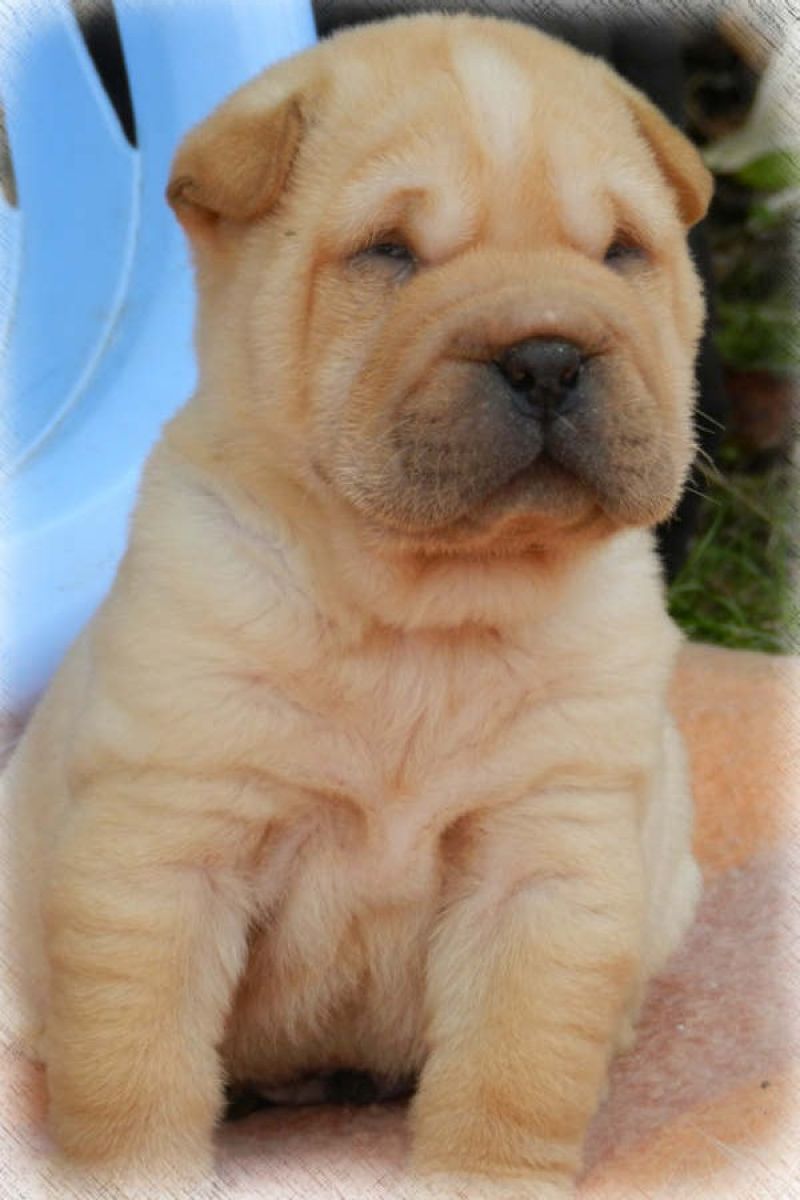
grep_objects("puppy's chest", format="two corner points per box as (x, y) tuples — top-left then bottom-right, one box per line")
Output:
(244, 632), (535, 908)
(250, 629), (533, 810)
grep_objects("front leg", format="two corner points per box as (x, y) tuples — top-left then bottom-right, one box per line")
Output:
(413, 788), (645, 1191)
(42, 773), (257, 1183)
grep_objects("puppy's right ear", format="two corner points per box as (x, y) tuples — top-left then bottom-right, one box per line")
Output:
(167, 57), (318, 237)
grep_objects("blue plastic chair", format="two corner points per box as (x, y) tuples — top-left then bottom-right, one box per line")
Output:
(1, 0), (316, 714)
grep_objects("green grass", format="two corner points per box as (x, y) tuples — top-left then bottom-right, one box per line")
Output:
(668, 450), (799, 654)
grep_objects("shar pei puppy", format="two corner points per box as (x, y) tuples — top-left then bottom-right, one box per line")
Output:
(7, 12), (711, 1195)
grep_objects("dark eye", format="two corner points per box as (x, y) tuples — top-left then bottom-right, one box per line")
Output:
(604, 239), (648, 269)
(352, 237), (417, 278)
(368, 241), (415, 263)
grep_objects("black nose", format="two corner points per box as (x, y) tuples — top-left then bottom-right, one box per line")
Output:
(495, 338), (584, 417)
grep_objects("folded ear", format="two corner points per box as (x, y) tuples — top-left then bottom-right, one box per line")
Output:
(610, 73), (713, 227)
(167, 56), (318, 237)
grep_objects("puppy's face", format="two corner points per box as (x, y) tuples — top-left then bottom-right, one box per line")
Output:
(169, 15), (711, 558)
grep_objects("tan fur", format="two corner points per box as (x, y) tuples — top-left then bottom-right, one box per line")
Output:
(5, 14), (710, 1194)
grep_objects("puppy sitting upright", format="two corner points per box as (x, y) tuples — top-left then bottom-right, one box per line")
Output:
(7, 13), (711, 1194)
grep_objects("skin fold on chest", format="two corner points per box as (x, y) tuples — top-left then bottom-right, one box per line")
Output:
(219, 626), (538, 1086)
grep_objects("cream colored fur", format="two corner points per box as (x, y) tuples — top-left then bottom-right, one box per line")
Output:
(5, 14), (710, 1196)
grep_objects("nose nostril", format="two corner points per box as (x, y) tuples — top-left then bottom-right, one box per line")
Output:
(505, 364), (530, 390)
(560, 361), (581, 389)
(494, 338), (585, 412)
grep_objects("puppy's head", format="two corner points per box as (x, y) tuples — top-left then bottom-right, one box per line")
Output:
(168, 15), (711, 559)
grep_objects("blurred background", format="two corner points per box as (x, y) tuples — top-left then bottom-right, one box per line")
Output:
(668, 8), (799, 653)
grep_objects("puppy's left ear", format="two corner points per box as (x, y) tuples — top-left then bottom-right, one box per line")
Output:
(167, 54), (320, 238)
(612, 76), (713, 227)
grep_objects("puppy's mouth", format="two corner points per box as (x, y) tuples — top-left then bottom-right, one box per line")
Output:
(374, 434), (604, 551)
(328, 336), (684, 553)
(327, 428), (607, 564)
(475, 444), (594, 516)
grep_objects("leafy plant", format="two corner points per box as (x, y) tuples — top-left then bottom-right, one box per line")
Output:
(667, 36), (799, 653)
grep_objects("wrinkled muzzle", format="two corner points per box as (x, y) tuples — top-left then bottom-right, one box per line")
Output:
(326, 253), (695, 538)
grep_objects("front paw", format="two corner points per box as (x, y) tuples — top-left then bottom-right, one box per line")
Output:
(47, 1076), (216, 1185)
(411, 1101), (578, 1197)
(44, 1011), (222, 1178)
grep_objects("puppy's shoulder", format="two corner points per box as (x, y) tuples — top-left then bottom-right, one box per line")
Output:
(533, 530), (681, 684)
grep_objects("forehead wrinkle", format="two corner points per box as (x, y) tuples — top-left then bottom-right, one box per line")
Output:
(450, 38), (535, 180)
(605, 163), (677, 244)
(327, 134), (481, 259)
(546, 131), (677, 257)
(545, 135), (614, 256)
